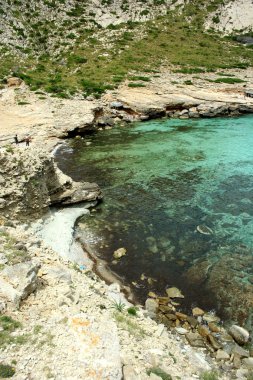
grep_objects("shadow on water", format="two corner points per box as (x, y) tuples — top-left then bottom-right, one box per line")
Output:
(55, 116), (253, 322)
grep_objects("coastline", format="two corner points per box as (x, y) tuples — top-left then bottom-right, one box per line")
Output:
(1, 75), (253, 379)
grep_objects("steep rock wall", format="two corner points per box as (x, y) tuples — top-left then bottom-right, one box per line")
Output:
(0, 147), (102, 220)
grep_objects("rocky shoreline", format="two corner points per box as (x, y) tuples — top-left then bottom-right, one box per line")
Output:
(1, 75), (253, 379)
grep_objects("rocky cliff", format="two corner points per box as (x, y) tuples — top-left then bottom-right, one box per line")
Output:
(0, 0), (251, 54)
(0, 146), (102, 221)
(0, 0), (252, 99)
(205, 0), (253, 34)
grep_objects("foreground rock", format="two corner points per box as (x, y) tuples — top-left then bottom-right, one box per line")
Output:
(0, 147), (102, 220)
(0, 261), (40, 307)
(0, 225), (218, 380)
(152, 288), (253, 378)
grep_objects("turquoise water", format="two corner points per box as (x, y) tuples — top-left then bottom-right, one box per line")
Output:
(56, 115), (253, 323)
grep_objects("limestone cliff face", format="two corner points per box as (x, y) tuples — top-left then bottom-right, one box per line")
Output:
(205, 0), (253, 34)
(0, 147), (102, 220)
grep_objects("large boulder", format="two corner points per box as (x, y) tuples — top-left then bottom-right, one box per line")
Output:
(229, 325), (250, 345)
(0, 261), (40, 307)
(50, 180), (102, 205)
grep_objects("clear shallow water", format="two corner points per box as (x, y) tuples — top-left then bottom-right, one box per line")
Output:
(56, 116), (253, 323)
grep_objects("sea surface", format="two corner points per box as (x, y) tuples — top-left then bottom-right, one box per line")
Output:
(55, 115), (253, 323)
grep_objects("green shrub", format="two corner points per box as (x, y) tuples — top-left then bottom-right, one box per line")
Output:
(212, 16), (220, 24)
(69, 55), (87, 64)
(0, 316), (21, 331)
(128, 82), (146, 87)
(0, 315), (29, 348)
(4, 145), (14, 154)
(17, 101), (30, 105)
(174, 67), (205, 74)
(213, 77), (245, 84)
(147, 367), (172, 380)
(140, 10), (149, 16)
(127, 307), (138, 316)
(66, 33), (76, 39)
(0, 364), (15, 378)
(129, 76), (151, 81)
(200, 371), (219, 380)
(81, 79), (113, 96)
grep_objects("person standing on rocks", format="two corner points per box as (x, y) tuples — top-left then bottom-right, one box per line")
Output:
(25, 135), (31, 147)
(14, 134), (18, 145)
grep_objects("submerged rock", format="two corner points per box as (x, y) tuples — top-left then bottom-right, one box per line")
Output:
(196, 225), (213, 235)
(184, 250), (253, 326)
(113, 247), (126, 259)
(146, 236), (158, 254)
(166, 287), (184, 299)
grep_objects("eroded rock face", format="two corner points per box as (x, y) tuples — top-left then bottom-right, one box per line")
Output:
(0, 148), (102, 220)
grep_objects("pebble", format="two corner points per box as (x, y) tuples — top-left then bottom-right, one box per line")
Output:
(175, 327), (188, 335)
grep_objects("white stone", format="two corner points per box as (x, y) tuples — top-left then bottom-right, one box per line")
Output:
(175, 327), (188, 335)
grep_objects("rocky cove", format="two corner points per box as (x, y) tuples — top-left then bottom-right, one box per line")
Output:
(1, 75), (253, 380)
